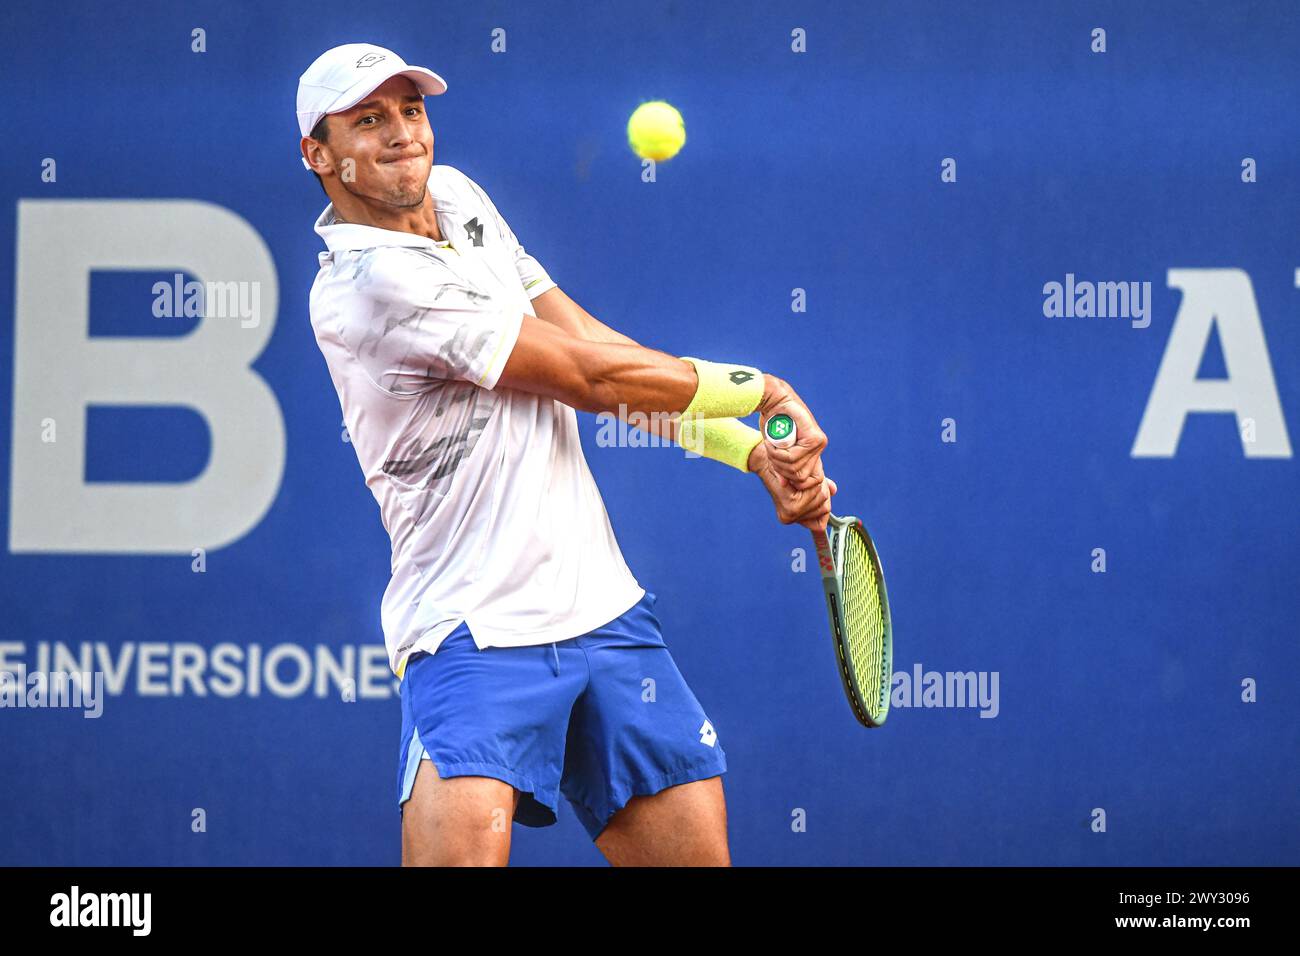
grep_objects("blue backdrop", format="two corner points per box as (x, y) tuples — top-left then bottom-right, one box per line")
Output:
(2, 0), (1297, 865)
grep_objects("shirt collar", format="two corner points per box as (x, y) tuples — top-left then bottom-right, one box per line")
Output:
(313, 183), (459, 253)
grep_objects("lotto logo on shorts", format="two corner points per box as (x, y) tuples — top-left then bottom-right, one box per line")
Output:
(698, 719), (717, 747)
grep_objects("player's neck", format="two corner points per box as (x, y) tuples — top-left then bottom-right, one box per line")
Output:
(330, 189), (443, 243)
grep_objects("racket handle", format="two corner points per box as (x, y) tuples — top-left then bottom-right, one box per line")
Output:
(764, 413), (797, 448)
(810, 525), (835, 577)
(765, 412), (830, 534)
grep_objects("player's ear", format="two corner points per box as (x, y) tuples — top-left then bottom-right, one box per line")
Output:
(302, 137), (327, 174)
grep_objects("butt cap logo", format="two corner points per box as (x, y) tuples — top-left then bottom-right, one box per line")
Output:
(766, 415), (793, 440)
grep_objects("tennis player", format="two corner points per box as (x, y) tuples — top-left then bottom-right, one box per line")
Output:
(298, 43), (836, 866)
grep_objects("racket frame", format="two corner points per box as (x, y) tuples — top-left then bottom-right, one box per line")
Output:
(811, 513), (894, 728)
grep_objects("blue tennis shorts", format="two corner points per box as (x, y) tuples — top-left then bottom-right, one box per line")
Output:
(397, 590), (727, 841)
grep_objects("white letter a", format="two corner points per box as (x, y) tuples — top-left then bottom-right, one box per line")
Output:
(1132, 268), (1291, 458)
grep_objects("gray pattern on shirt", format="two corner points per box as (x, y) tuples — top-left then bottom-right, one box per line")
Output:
(346, 249), (499, 394)
(382, 382), (495, 519)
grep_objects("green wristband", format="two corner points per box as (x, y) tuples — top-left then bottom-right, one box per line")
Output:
(679, 356), (764, 419)
(678, 415), (764, 472)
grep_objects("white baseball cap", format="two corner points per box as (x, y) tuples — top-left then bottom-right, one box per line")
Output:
(297, 43), (447, 168)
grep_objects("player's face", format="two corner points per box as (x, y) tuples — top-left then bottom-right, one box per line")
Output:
(328, 75), (434, 208)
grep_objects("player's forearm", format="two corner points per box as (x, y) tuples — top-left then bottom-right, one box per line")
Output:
(570, 301), (641, 347)
(583, 342), (698, 418)
(532, 287), (641, 347)
(499, 312), (774, 443)
(583, 315), (641, 347)
(617, 415), (771, 477)
(587, 348), (794, 434)
(587, 354), (788, 458)
(576, 344), (786, 470)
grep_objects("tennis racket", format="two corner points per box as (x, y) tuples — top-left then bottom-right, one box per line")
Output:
(764, 413), (894, 728)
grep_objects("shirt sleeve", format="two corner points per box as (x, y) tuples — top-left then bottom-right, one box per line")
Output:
(339, 247), (524, 395)
(459, 172), (558, 301)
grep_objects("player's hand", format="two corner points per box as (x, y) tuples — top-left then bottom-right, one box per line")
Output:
(749, 441), (837, 532)
(757, 374), (828, 492)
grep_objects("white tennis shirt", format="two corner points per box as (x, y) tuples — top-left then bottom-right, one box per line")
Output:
(308, 163), (645, 678)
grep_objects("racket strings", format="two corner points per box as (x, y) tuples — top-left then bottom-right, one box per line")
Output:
(841, 527), (888, 721)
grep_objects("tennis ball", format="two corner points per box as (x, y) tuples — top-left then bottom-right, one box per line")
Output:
(627, 101), (686, 162)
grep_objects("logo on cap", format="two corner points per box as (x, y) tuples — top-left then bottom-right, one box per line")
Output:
(356, 53), (387, 68)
